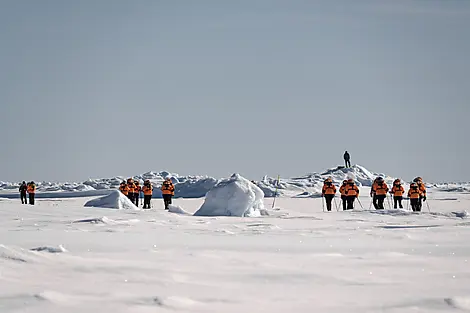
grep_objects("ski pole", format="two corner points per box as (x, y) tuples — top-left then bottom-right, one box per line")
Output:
(333, 197), (339, 212)
(386, 195), (392, 210)
(272, 175), (280, 209)
(322, 196), (325, 212)
(357, 197), (364, 210)
(426, 200), (431, 212)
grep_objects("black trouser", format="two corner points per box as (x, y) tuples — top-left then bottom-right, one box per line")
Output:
(324, 194), (334, 211)
(341, 195), (347, 211)
(375, 195), (386, 210)
(133, 193), (139, 206)
(372, 194), (378, 209)
(394, 196), (403, 208)
(163, 194), (172, 209)
(345, 160), (351, 168)
(143, 195), (152, 208)
(127, 193), (134, 203)
(418, 196), (424, 211)
(346, 196), (356, 210)
(20, 192), (27, 204)
(410, 198), (420, 212)
(28, 193), (35, 205)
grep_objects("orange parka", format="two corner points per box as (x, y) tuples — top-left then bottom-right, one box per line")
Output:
(322, 183), (337, 195)
(161, 181), (175, 196)
(142, 184), (153, 196)
(345, 182), (359, 197)
(119, 184), (129, 195)
(391, 184), (405, 197)
(408, 184), (421, 199)
(27, 183), (36, 194)
(372, 181), (389, 196)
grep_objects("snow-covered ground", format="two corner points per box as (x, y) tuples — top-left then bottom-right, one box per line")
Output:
(1, 187), (470, 312)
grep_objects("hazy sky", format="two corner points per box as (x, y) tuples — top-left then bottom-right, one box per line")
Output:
(1, 0), (469, 183)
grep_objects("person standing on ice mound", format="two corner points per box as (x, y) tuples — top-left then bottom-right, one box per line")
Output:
(343, 151), (351, 168)
(322, 178), (337, 211)
(27, 181), (36, 205)
(133, 180), (141, 206)
(344, 178), (359, 210)
(339, 180), (347, 211)
(413, 177), (427, 211)
(371, 177), (389, 210)
(142, 180), (153, 209)
(161, 177), (175, 210)
(19, 181), (28, 204)
(408, 182), (422, 212)
(391, 179), (405, 209)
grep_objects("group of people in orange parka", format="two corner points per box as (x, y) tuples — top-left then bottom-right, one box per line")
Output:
(118, 177), (175, 209)
(321, 176), (427, 212)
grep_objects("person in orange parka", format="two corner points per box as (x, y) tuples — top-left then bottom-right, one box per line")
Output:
(142, 179), (153, 209)
(413, 177), (427, 211)
(339, 180), (347, 211)
(344, 178), (359, 210)
(127, 178), (136, 203)
(119, 181), (129, 196)
(321, 177), (337, 211)
(133, 180), (141, 206)
(27, 181), (36, 205)
(408, 182), (422, 212)
(371, 177), (389, 210)
(390, 179), (405, 209)
(161, 177), (175, 210)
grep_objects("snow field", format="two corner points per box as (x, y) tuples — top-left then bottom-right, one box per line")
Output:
(1, 190), (470, 312)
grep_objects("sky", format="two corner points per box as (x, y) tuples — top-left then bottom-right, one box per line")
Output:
(0, 0), (469, 183)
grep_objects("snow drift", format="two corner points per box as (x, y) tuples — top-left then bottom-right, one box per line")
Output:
(0, 164), (451, 200)
(194, 174), (268, 217)
(84, 190), (139, 210)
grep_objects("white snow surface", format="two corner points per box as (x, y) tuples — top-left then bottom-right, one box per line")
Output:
(1, 165), (466, 200)
(0, 186), (470, 313)
(1, 188), (470, 312)
(194, 174), (267, 217)
(84, 190), (139, 210)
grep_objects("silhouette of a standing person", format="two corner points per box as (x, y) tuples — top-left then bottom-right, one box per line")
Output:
(344, 151), (351, 168)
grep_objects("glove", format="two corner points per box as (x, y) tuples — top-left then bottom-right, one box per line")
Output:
(423, 196), (426, 202)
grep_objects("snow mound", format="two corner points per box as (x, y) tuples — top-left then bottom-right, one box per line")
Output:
(72, 216), (139, 225)
(84, 190), (139, 210)
(168, 204), (191, 215)
(30, 245), (67, 253)
(194, 174), (268, 217)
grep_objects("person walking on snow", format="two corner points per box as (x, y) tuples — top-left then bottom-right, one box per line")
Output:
(371, 177), (389, 210)
(321, 178), (337, 211)
(161, 177), (175, 210)
(19, 181), (27, 204)
(127, 178), (136, 203)
(142, 180), (153, 209)
(344, 178), (359, 210)
(119, 181), (129, 196)
(134, 180), (141, 206)
(343, 151), (351, 168)
(408, 182), (422, 212)
(339, 180), (347, 211)
(27, 181), (36, 205)
(391, 179), (405, 209)
(414, 177), (426, 211)
(370, 177), (378, 209)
